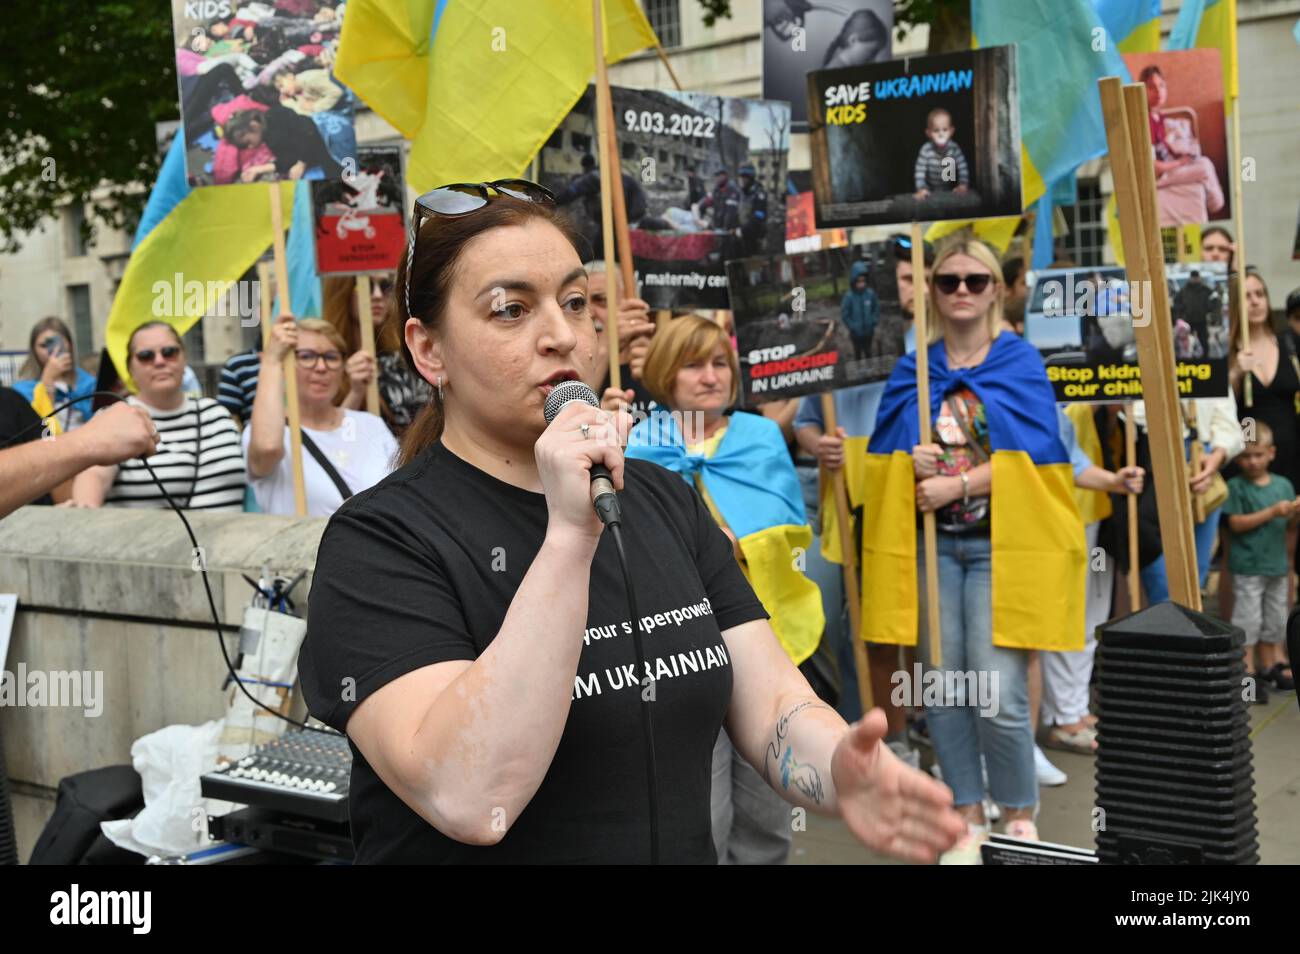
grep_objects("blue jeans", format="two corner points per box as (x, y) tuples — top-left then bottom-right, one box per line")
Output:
(1139, 507), (1221, 603)
(796, 466), (861, 723)
(918, 532), (1037, 810)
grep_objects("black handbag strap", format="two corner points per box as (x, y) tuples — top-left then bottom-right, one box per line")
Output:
(299, 431), (354, 502)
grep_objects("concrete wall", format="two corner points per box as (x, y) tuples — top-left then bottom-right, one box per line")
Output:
(0, 507), (324, 862)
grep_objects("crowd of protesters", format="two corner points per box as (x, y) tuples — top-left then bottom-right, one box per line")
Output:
(1, 226), (1295, 864)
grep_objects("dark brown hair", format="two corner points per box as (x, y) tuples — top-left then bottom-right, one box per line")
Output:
(322, 274), (401, 411)
(396, 195), (584, 467)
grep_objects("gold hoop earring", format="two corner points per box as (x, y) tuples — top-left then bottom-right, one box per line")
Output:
(436, 375), (444, 401)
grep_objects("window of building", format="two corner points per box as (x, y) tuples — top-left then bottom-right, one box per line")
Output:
(183, 320), (206, 366)
(1056, 177), (1106, 267)
(643, 0), (681, 49)
(64, 203), (89, 258)
(67, 284), (93, 353)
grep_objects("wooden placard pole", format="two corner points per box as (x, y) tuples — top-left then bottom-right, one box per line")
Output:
(602, 87), (638, 304)
(1186, 402), (1207, 524)
(354, 275), (381, 416)
(1122, 82), (1201, 609)
(1230, 98), (1250, 408)
(592, 0), (620, 392)
(911, 221), (942, 666)
(1098, 77), (1199, 609)
(267, 183), (307, 518)
(1124, 403), (1141, 609)
(257, 260), (273, 350)
(819, 393), (872, 711)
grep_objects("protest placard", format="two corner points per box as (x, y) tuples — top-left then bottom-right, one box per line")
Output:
(537, 85), (790, 310)
(808, 46), (1022, 228)
(1024, 262), (1230, 403)
(727, 241), (904, 404)
(1121, 49), (1229, 228)
(310, 144), (405, 275)
(171, 0), (355, 188)
(762, 0), (892, 132)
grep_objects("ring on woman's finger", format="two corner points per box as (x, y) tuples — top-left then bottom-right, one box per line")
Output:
(580, 423), (590, 439)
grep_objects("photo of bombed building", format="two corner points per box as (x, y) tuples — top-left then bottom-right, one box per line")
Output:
(537, 85), (790, 309)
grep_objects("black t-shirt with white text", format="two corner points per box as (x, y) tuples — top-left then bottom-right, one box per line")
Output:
(298, 441), (769, 863)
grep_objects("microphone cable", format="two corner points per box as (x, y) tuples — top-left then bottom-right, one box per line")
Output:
(607, 519), (659, 865)
(0, 390), (329, 735)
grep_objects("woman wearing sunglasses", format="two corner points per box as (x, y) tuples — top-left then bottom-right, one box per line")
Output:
(297, 180), (963, 864)
(322, 273), (432, 436)
(243, 314), (398, 517)
(70, 322), (246, 511)
(864, 238), (1088, 863)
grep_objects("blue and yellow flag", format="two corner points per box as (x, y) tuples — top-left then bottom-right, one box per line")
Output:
(627, 410), (824, 664)
(106, 134), (322, 392)
(335, 0), (657, 192)
(1169, 0), (1238, 99)
(929, 0), (1136, 253)
(861, 333), (1086, 651)
(1095, 0), (1164, 54)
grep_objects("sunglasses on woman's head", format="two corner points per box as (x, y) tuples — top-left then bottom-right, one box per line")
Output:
(934, 273), (993, 295)
(134, 346), (182, 363)
(404, 178), (556, 320)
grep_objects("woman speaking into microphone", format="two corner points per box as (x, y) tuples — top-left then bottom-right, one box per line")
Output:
(298, 181), (963, 864)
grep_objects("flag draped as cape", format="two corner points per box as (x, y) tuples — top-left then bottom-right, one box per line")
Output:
(626, 410), (823, 664)
(862, 333), (1086, 651)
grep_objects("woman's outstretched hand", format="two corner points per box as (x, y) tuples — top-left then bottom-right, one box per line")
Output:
(831, 709), (967, 863)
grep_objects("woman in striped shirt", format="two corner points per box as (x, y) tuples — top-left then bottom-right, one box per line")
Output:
(71, 322), (246, 511)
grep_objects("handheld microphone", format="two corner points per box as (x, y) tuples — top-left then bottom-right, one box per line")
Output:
(543, 380), (623, 526)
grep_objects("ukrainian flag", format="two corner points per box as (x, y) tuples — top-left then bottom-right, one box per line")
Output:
(1095, 0), (1164, 55)
(627, 410), (824, 665)
(1169, 0), (1239, 99)
(860, 333), (1087, 651)
(929, 0), (1137, 252)
(334, 0), (657, 192)
(105, 134), (322, 392)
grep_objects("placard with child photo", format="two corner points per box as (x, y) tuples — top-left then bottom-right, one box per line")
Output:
(171, 0), (355, 188)
(807, 46), (1022, 228)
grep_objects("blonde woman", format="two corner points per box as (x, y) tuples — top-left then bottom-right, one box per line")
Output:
(862, 238), (1088, 862)
(625, 314), (826, 864)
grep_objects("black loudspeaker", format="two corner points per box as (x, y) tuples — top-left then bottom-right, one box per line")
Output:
(1094, 602), (1258, 865)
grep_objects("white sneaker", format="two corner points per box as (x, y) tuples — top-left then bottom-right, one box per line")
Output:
(1034, 745), (1067, 787)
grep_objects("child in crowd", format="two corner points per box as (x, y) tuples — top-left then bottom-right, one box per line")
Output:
(913, 107), (970, 200)
(1223, 421), (1297, 702)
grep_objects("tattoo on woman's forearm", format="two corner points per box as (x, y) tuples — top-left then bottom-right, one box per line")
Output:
(762, 701), (832, 804)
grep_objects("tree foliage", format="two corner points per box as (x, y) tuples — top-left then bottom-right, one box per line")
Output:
(0, 2), (178, 252)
